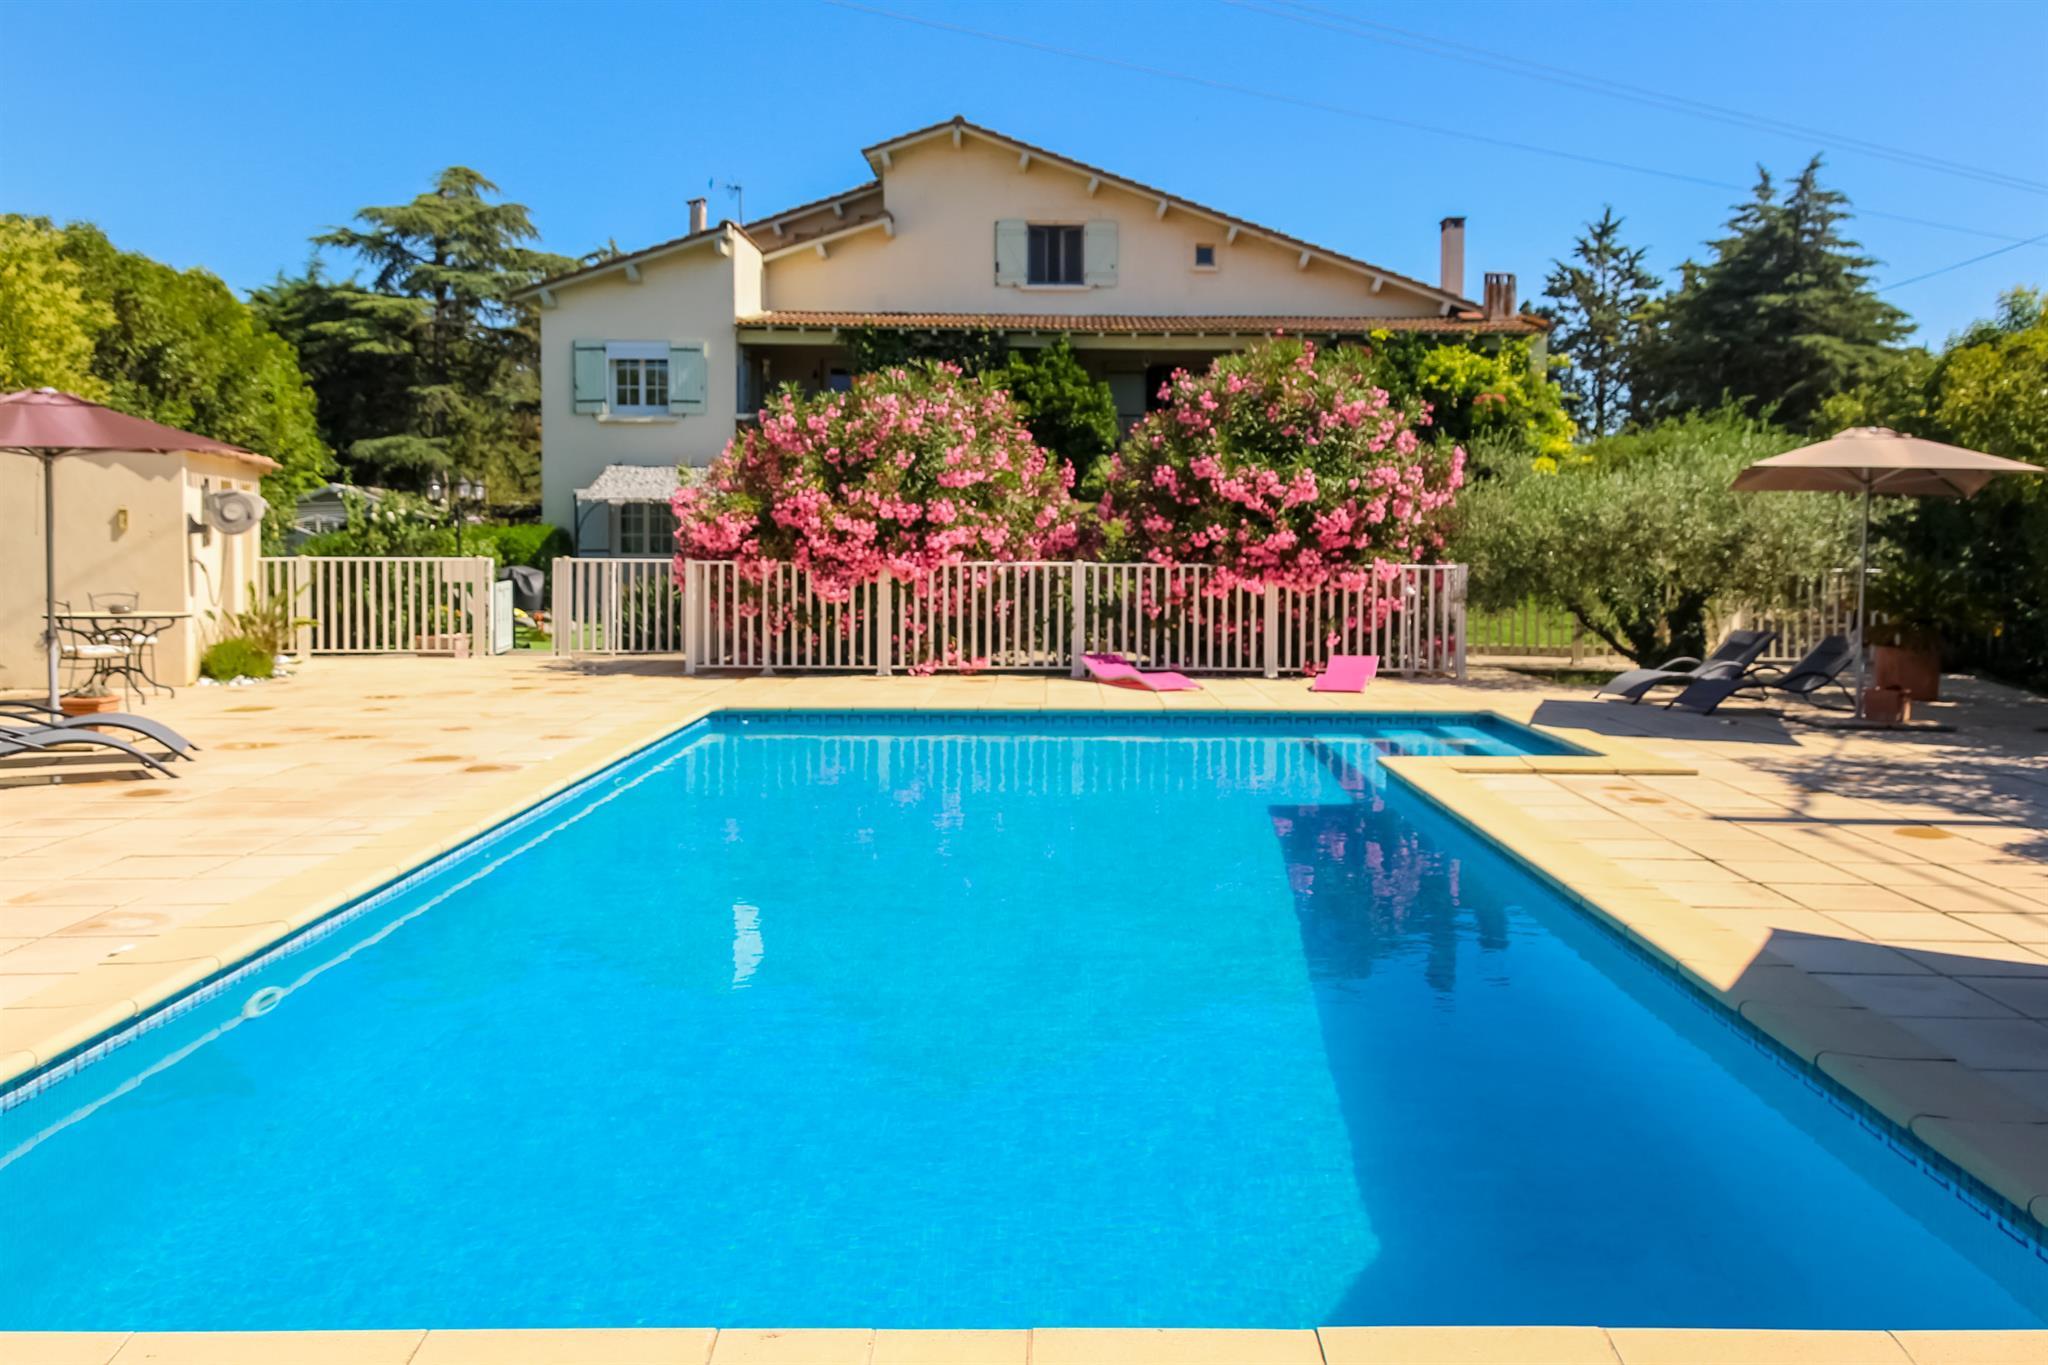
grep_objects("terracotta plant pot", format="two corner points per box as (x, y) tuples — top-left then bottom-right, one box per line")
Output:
(1873, 644), (1940, 702)
(59, 694), (120, 718)
(1861, 686), (1911, 726)
(415, 633), (471, 658)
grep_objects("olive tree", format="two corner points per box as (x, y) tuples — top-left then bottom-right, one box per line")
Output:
(1455, 411), (1857, 663)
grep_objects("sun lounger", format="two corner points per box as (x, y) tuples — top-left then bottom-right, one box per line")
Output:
(1665, 635), (1857, 715)
(0, 701), (197, 759)
(1080, 652), (1200, 692)
(0, 727), (179, 779)
(1311, 654), (1379, 693)
(1594, 629), (1778, 703)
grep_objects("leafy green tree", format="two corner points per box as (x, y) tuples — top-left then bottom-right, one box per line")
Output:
(42, 222), (332, 539)
(265, 168), (572, 498)
(1541, 207), (1660, 436)
(1632, 158), (1907, 432)
(998, 339), (1120, 483)
(1364, 331), (1575, 472)
(0, 215), (111, 397)
(1455, 411), (1857, 662)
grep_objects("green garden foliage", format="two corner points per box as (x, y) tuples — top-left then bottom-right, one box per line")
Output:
(0, 216), (333, 545)
(200, 637), (275, 682)
(462, 522), (573, 571)
(1630, 159), (1908, 433)
(1826, 287), (2048, 686)
(840, 325), (1009, 377)
(296, 489), (567, 571)
(998, 339), (1120, 483)
(1540, 207), (1660, 437)
(253, 168), (573, 501)
(0, 215), (110, 398)
(1455, 411), (1857, 664)
(1363, 332), (1576, 470)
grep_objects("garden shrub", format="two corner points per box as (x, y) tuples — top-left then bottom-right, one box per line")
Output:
(673, 360), (1082, 599)
(1095, 337), (1465, 594)
(463, 522), (571, 570)
(1454, 410), (1857, 664)
(201, 637), (275, 681)
(998, 338), (1121, 483)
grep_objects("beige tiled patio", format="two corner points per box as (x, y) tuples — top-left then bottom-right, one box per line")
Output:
(3, 654), (2046, 1359)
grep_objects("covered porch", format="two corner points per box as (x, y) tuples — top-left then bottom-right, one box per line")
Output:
(735, 311), (1536, 429)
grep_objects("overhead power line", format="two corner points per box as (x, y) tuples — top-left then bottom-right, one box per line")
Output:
(822, 0), (2038, 246)
(1236, 0), (2048, 199)
(1879, 232), (2048, 293)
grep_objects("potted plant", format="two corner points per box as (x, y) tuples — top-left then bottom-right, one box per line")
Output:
(1865, 559), (1995, 703)
(60, 684), (121, 721)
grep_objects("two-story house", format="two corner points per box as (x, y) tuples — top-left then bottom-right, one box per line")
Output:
(521, 115), (1543, 555)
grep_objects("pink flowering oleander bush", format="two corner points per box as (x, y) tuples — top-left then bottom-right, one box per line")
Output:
(1096, 337), (1466, 590)
(673, 361), (1080, 597)
(673, 361), (1081, 672)
(1093, 337), (1467, 671)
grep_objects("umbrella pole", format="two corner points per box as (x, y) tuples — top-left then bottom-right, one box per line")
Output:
(43, 452), (60, 712)
(1855, 480), (1870, 721)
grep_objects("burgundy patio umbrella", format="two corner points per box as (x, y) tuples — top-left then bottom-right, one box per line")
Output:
(0, 389), (269, 710)
(1731, 426), (2041, 719)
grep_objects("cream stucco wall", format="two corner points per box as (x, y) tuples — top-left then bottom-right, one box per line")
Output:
(0, 450), (265, 694)
(537, 235), (749, 533)
(760, 135), (1446, 317)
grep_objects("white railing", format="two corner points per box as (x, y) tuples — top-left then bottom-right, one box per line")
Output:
(1466, 569), (1864, 665)
(550, 558), (1469, 678)
(262, 556), (494, 657)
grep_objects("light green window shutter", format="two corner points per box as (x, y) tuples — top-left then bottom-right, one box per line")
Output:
(994, 219), (1029, 286)
(572, 341), (608, 414)
(669, 343), (708, 415)
(1084, 221), (1118, 287)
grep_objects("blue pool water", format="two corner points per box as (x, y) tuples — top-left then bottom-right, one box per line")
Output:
(3, 711), (2043, 1330)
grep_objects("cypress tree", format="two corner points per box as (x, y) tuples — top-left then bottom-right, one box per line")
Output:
(1541, 207), (1661, 436)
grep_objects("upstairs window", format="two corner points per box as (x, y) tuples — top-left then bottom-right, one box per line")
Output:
(1193, 243), (1218, 270)
(1028, 224), (1084, 286)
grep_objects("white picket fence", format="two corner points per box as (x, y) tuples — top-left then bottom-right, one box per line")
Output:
(261, 556), (495, 657)
(551, 558), (1469, 678)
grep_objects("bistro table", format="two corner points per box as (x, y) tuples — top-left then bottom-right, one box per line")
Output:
(53, 610), (190, 702)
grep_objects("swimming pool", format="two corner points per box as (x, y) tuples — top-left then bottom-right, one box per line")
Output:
(2, 710), (2043, 1330)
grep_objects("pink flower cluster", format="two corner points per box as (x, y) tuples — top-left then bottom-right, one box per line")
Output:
(1096, 337), (1464, 595)
(673, 362), (1081, 601)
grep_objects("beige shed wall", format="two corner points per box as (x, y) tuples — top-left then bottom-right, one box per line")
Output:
(0, 449), (265, 693)
(761, 135), (1446, 317)
(538, 239), (749, 533)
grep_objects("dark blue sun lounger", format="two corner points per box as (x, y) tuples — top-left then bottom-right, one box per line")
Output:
(1594, 629), (1778, 703)
(1665, 635), (1858, 715)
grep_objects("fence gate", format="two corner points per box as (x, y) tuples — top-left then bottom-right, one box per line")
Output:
(262, 556), (495, 657)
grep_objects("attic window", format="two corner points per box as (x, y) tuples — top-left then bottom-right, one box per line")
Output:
(1193, 243), (1217, 270)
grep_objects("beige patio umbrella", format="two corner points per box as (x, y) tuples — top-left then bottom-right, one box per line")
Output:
(1732, 426), (2041, 718)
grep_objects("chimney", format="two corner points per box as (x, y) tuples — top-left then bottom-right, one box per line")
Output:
(1439, 216), (1466, 298)
(688, 197), (709, 233)
(1483, 272), (1517, 319)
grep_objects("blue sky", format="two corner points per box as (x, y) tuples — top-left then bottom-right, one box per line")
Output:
(4, 0), (2043, 343)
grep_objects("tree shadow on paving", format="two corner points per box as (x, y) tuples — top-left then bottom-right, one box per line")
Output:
(1529, 696), (1803, 745)
(1745, 742), (2048, 862)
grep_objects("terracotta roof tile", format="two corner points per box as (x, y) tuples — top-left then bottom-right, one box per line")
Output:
(736, 310), (1545, 336)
